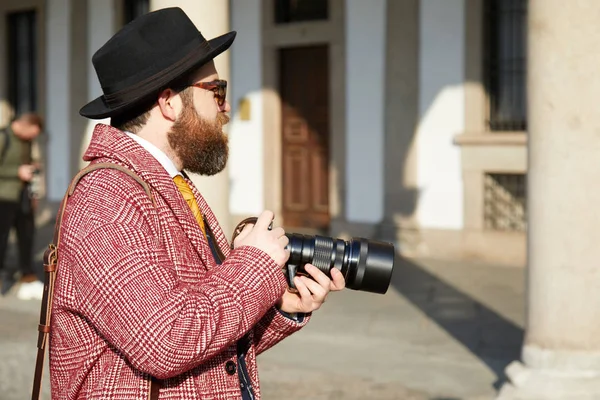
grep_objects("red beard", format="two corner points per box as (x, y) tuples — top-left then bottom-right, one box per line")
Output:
(167, 105), (230, 176)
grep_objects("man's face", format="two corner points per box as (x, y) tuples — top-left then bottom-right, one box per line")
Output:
(167, 93), (230, 176)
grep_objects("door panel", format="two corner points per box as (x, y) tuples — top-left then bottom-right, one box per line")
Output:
(280, 46), (330, 229)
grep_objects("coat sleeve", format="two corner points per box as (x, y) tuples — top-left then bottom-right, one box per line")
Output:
(59, 172), (289, 380)
(252, 307), (311, 355)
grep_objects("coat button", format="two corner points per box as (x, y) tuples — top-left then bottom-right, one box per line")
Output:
(225, 360), (236, 375)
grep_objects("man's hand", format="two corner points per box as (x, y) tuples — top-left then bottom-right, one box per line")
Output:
(18, 165), (35, 182)
(232, 210), (290, 267)
(277, 264), (346, 314)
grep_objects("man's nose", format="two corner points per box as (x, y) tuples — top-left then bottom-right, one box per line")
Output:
(222, 100), (231, 113)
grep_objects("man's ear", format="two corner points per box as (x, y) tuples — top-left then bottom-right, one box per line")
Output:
(157, 88), (180, 122)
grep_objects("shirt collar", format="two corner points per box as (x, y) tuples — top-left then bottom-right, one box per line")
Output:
(124, 131), (181, 178)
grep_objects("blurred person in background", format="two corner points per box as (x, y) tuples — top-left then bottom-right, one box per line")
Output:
(0, 112), (44, 300)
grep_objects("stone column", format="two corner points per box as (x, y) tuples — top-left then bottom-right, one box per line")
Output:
(81, 0), (116, 170)
(151, 0), (232, 237)
(46, 0), (88, 201)
(498, 1), (600, 398)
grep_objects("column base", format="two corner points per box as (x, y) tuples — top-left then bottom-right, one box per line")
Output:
(498, 360), (600, 400)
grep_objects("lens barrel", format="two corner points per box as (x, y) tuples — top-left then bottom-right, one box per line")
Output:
(285, 234), (395, 294)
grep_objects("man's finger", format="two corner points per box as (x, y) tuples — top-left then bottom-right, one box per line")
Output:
(278, 235), (289, 248)
(300, 276), (327, 300)
(255, 210), (275, 231)
(304, 264), (332, 290)
(294, 276), (312, 303)
(330, 268), (346, 290)
(271, 227), (286, 238)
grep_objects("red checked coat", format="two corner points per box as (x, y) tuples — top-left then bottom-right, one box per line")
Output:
(49, 124), (308, 399)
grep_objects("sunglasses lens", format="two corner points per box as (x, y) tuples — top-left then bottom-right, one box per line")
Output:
(195, 81), (226, 106)
(218, 86), (226, 106)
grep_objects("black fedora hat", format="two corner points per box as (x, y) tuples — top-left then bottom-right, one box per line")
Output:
(80, 7), (236, 119)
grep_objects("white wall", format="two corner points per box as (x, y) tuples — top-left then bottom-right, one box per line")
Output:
(81, 0), (115, 169)
(46, 0), (71, 201)
(228, 0), (264, 216)
(345, 0), (386, 223)
(416, 0), (465, 229)
(87, 0), (114, 101)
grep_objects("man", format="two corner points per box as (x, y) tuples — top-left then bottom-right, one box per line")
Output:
(50, 7), (345, 399)
(0, 112), (44, 300)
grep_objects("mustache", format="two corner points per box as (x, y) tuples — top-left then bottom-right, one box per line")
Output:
(217, 113), (230, 127)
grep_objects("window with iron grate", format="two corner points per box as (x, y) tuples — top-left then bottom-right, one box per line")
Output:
(484, 0), (527, 132)
(484, 173), (527, 232)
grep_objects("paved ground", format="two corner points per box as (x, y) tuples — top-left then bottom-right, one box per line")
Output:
(0, 212), (525, 400)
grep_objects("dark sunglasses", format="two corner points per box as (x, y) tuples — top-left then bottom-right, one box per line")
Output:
(191, 79), (227, 107)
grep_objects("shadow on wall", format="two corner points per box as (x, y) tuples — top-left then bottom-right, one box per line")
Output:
(376, 0), (476, 253)
(375, 0), (421, 244)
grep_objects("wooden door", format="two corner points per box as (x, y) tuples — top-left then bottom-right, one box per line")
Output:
(280, 46), (330, 230)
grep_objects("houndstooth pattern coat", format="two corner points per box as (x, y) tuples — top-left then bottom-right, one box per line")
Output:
(49, 124), (308, 399)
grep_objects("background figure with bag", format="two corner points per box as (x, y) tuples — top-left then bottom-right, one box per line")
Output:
(0, 112), (44, 300)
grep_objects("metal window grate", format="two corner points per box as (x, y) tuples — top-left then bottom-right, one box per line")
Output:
(275, 0), (329, 24)
(484, 173), (527, 232)
(7, 10), (37, 116)
(484, 0), (527, 131)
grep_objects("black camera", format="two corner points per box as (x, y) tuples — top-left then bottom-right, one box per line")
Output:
(285, 234), (395, 294)
(232, 218), (395, 295)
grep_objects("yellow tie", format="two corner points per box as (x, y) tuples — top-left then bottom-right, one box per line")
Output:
(173, 175), (206, 236)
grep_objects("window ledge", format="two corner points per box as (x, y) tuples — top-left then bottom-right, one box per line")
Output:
(454, 132), (527, 146)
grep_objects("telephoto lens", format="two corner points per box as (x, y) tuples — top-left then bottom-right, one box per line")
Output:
(285, 234), (395, 294)
(230, 217), (396, 295)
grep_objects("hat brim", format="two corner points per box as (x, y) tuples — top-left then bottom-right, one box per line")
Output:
(80, 31), (236, 119)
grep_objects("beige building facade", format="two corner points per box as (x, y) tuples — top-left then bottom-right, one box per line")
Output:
(0, 0), (528, 264)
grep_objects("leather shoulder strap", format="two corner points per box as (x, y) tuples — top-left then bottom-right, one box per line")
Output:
(52, 163), (156, 245)
(31, 162), (159, 400)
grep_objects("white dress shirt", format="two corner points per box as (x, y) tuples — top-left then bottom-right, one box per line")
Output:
(125, 131), (181, 178)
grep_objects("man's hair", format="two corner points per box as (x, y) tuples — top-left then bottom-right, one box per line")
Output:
(110, 104), (153, 134)
(111, 85), (195, 134)
(16, 112), (44, 131)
